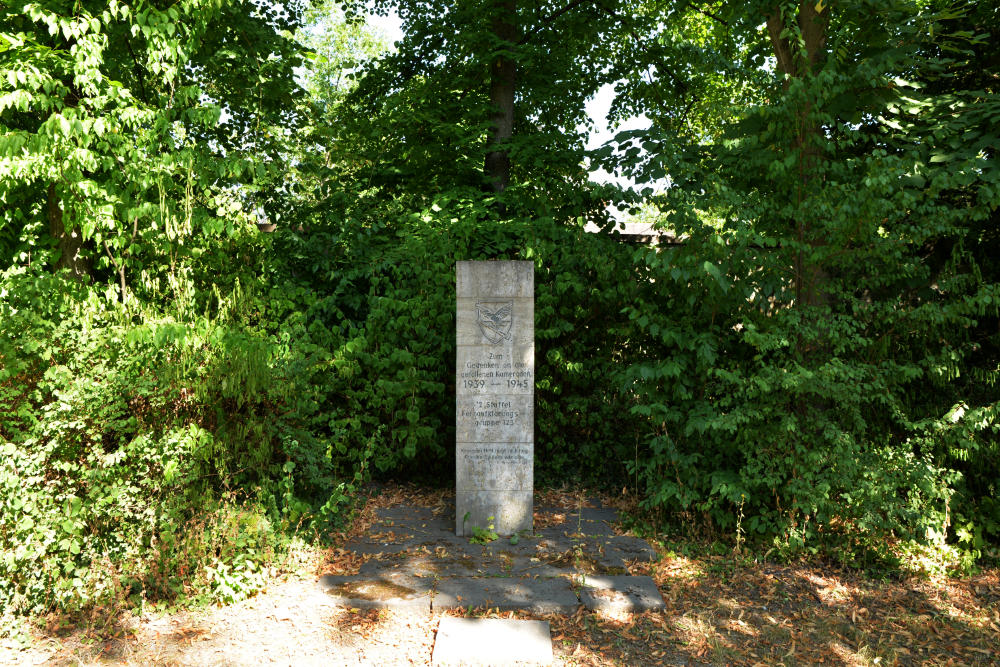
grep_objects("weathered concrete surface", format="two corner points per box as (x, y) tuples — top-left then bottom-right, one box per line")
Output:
(455, 260), (534, 537)
(432, 617), (553, 666)
(576, 575), (666, 613)
(317, 574), (432, 610)
(432, 577), (579, 614)
(456, 395), (534, 443)
(603, 536), (659, 563)
(456, 490), (533, 538)
(359, 553), (485, 578)
(455, 262), (534, 299)
(318, 498), (663, 614)
(456, 303), (535, 347)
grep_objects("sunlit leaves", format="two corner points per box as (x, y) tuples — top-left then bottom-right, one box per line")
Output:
(611, 0), (1000, 562)
(0, 0), (306, 288)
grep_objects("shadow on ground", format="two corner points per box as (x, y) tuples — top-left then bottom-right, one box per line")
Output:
(4, 484), (998, 666)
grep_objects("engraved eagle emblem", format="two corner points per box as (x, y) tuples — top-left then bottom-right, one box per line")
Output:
(476, 301), (513, 344)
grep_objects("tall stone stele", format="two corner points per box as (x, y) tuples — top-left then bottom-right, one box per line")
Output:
(455, 261), (534, 536)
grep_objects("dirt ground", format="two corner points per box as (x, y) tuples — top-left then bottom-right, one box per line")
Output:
(3, 486), (998, 666)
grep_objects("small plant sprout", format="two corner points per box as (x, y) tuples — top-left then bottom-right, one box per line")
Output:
(734, 494), (746, 557)
(468, 516), (499, 545)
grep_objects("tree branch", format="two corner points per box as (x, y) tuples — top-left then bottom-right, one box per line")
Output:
(686, 2), (728, 26)
(519, 0), (593, 45)
(766, 2), (828, 79)
(124, 33), (150, 102)
(766, 9), (795, 79)
(102, 239), (127, 301)
(591, 3), (686, 122)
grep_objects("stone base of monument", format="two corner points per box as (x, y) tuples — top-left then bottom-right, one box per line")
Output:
(432, 617), (553, 666)
(315, 499), (666, 617)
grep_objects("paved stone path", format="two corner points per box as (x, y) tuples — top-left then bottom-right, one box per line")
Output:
(317, 500), (665, 614)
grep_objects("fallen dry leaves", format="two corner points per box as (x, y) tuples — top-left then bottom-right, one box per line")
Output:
(4, 483), (998, 666)
(643, 554), (1000, 666)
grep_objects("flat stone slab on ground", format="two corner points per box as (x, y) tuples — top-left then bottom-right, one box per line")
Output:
(321, 491), (664, 613)
(481, 536), (567, 561)
(578, 505), (616, 519)
(317, 574), (432, 610)
(577, 575), (665, 613)
(376, 507), (453, 535)
(573, 507), (620, 536)
(360, 552), (486, 578)
(432, 617), (552, 666)
(346, 534), (471, 558)
(375, 506), (441, 522)
(528, 535), (579, 556)
(432, 577), (579, 613)
(604, 536), (659, 563)
(360, 549), (576, 580)
(343, 541), (412, 557)
(525, 536), (629, 573)
(535, 507), (619, 538)
(504, 556), (574, 578)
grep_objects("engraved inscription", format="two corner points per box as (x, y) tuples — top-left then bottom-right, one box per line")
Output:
(459, 400), (519, 428)
(461, 444), (532, 464)
(459, 355), (533, 391)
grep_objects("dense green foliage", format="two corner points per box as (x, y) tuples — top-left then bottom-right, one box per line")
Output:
(608, 0), (1000, 568)
(0, 0), (344, 620)
(0, 242), (381, 613)
(0, 0), (304, 282)
(274, 203), (652, 484)
(1, 0), (998, 625)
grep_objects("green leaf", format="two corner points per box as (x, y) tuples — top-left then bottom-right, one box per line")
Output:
(702, 261), (729, 292)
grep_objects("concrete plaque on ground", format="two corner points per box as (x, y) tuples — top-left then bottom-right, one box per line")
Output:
(574, 574), (666, 613)
(456, 261), (534, 536)
(432, 617), (552, 666)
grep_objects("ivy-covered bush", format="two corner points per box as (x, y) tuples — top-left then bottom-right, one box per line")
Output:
(274, 196), (652, 486)
(620, 229), (994, 569)
(0, 266), (367, 618)
(278, 175), (997, 571)
(578, 0), (1000, 570)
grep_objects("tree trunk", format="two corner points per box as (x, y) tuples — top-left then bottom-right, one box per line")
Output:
(485, 0), (516, 194)
(766, 1), (828, 308)
(48, 183), (91, 280)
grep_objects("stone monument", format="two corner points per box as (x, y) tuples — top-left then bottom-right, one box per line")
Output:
(455, 261), (534, 536)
